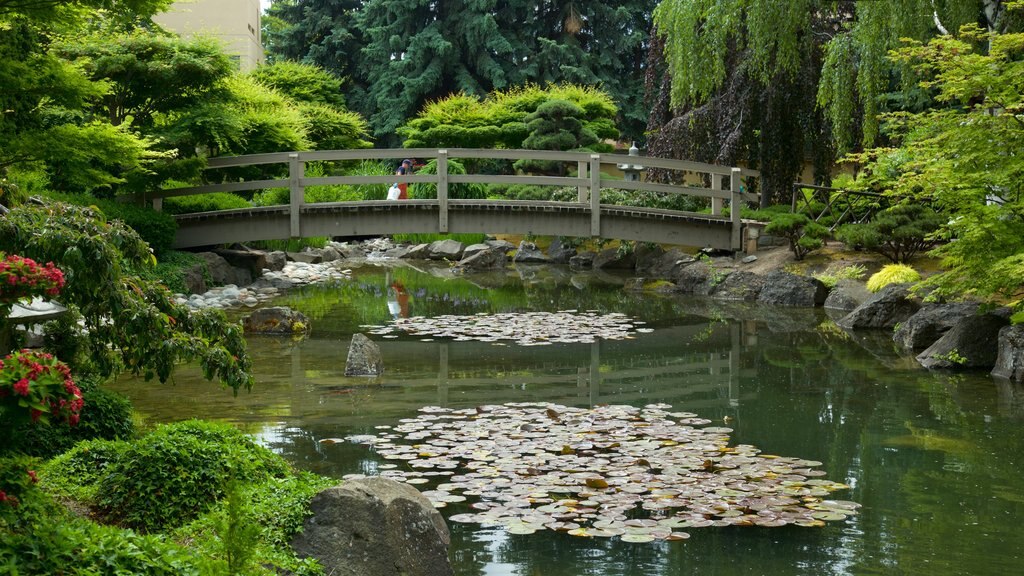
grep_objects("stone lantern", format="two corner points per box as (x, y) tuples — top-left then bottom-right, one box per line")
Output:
(618, 142), (645, 182)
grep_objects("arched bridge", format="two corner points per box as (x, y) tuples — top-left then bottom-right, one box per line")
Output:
(130, 149), (761, 251)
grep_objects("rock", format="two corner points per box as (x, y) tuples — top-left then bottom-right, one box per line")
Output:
(631, 243), (665, 273)
(894, 301), (980, 350)
(757, 271), (828, 307)
(513, 241), (551, 263)
(292, 478), (452, 576)
(265, 251), (287, 272)
(213, 247), (269, 278)
(319, 245), (342, 262)
(824, 279), (871, 312)
(462, 243), (490, 259)
(992, 325), (1024, 382)
(546, 237), (578, 263)
(673, 260), (716, 295)
(242, 307), (310, 335)
(837, 284), (920, 330)
(917, 310), (1010, 369)
(623, 278), (677, 293)
(569, 251), (596, 269)
(455, 246), (508, 272)
(636, 249), (696, 279)
(592, 247), (636, 270)
(287, 251), (323, 264)
(181, 263), (207, 295)
(485, 239), (516, 252)
(401, 243), (431, 259)
(332, 243), (368, 259)
(741, 255), (758, 264)
(345, 333), (383, 376)
(196, 252), (250, 287)
(384, 246), (410, 259)
(426, 239), (465, 260)
(710, 271), (764, 301)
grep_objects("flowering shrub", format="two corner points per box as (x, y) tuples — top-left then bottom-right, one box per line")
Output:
(0, 349), (82, 426)
(0, 254), (65, 304)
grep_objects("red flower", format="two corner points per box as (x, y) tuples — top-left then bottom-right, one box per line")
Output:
(27, 470), (38, 484)
(13, 378), (29, 396)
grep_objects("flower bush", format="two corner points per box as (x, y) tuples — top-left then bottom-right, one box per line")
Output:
(0, 349), (82, 426)
(0, 254), (65, 304)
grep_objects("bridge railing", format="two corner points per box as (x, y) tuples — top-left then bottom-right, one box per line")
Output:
(130, 148), (760, 248)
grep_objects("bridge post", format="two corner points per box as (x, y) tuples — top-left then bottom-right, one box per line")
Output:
(437, 149), (449, 233)
(577, 160), (588, 203)
(288, 153), (304, 238)
(589, 154), (601, 237)
(730, 167), (742, 251)
(711, 173), (723, 216)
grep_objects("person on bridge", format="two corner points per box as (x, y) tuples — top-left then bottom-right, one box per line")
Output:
(395, 159), (413, 200)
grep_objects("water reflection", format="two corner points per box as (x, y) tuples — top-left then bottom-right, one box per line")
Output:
(109, 263), (1024, 576)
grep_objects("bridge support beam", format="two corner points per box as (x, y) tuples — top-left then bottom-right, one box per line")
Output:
(437, 150), (449, 233)
(730, 168), (742, 251)
(289, 153), (304, 238)
(589, 154), (601, 237)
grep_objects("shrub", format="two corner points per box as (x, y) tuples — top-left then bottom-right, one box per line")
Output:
(813, 264), (868, 290)
(163, 192), (251, 215)
(41, 438), (127, 502)
(45, 192), (178, 256)
(764, 212), (830, 260)
(410, 158), (487, 200)
(3, 386), (134, 458)
(96, 420), (289, 532)
(835, 204), (945, 263)
(138, 250), (209, 295)
(866, 264), (921, 292)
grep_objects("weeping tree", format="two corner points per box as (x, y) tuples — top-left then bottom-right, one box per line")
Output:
(646, 0), (1022, 206)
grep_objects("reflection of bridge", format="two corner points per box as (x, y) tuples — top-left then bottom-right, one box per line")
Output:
(282, 322), (759, 420)
(135, 149), (760, 251)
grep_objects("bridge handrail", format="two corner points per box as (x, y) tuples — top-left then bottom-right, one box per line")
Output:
(132, 148), (760, 251)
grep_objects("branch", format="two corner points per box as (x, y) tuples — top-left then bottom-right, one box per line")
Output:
(931, 0), (950, 35)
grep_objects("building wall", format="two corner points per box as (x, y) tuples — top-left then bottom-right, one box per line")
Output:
(154, 0), (263, 72)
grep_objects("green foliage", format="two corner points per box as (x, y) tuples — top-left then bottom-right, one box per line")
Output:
(249, 60), (346, 108)
(138, 250), (208, 295)
(764, 212), (829, 261)
(410, 158), (488, 200)
(866, 264), (921, 292)
(174, 472), (334, 576)
(0, 200), (253, 392)
(399, 84), (618, 151)
(846, 27), (1024, 300)
(813, 264), (868, 290)
(42, 438), (127, 503)
(163, 192), (252, 215)
(391, 233), (490, 246)
(96, 420), (289, 532)
(512, 100), (598, 174)
(44, 191), (178, 256)
(1, 385), (135, 458)
(0, 515), (205, 576)
(836, 204), (945, 263)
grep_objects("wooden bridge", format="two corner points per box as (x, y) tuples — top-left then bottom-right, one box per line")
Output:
(133, 148), (761, 251)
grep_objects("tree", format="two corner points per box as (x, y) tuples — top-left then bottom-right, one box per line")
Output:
(0, 200), (253, 392)
(266, 0), (657, 144)
(512, 100), (598, 175)
(843, 25), (1024, 301)
(647, 0), (1024, 204)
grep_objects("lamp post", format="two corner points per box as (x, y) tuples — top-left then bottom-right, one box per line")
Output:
(618, 142), (645, 182)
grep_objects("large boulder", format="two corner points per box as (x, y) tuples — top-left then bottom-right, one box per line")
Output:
(196, 251), (251, 287)
(345, 333), (383, 376)
(292, 478), (453, 576)
(213, 247), (270, 278)
(757, 271), (828, 307)
(287, 250), (323, 264)
(824, 279), (871, 312)
(992, 325), (1024, 382)
(710, 271), (764, 301)
(485, 239), (516, 252)
(917, 310), (1010, 369)
(455, 245), (508, 272)
(426, 239), (465, 261)
(673, 260), (716, 295)
(401, 243), (431, 259)
(181, 263), (207, 295)
(894, 301), (980, 351)
(636, 249), (695, 279)
(592, 247), (636, 270)
(546, 237), (578, 263)
(569, 251), (596, 269)
(513, 241), (551, 263)
(319, 245), (342, 262)
(265, 251), (287, 272)
(461, 243), (490, 259)
(837, 284), (920, 330)
(242, 307), (310, 335)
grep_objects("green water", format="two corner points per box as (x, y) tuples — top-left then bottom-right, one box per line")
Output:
(110, 263), (1024, 576)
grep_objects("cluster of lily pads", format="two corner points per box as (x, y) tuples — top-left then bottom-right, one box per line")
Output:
(361, 311), (652, 345)
(338, 402), (860, 542)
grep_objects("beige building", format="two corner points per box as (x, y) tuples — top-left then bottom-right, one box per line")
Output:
(154, 0), (264, 72)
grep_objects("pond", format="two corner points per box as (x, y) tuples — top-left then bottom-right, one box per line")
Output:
(110, 262), (1024, 575)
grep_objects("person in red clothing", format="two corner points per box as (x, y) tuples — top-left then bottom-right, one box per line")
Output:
(395, 159), (413, 199)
